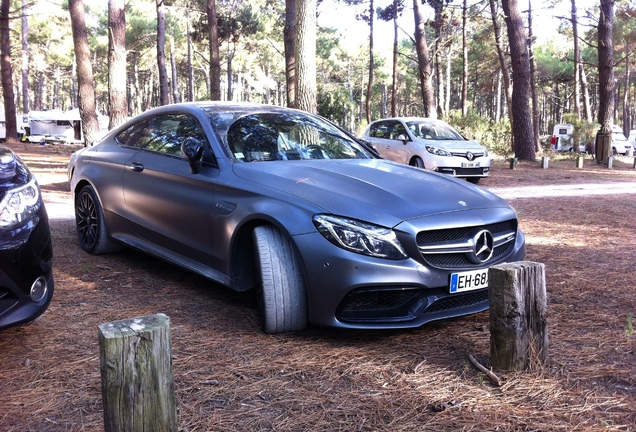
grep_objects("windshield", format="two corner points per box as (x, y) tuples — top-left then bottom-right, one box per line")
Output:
(211, 110), (375, 162)
(405, 120), (465, 141)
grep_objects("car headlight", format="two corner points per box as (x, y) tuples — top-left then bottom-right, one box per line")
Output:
(0, 178), (41, 228)
(425, 145), (452, 157)
(313, 215), (408, 260)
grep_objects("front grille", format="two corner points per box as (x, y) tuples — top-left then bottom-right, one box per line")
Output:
(425, 289), (488, 313)
(450, 151), (486, 159)
(336, 287), (425, 323)
(0, 287), (19, 317)
(417, 220), (517, 270)
(453, 167), (487, 176)
(336, 286), (488, 324)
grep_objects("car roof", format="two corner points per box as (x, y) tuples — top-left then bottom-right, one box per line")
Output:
(369, 117), (449, 125)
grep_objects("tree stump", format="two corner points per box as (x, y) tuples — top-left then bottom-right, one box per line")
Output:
(98, 314), (177, 432)
(489, 262), (548, 371)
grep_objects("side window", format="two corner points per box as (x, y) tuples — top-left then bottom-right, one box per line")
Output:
(115, 113), (208, 156)
(393, 122), (407, 139)
(370, 121), (391, 139)
(115, 119), (149, 148)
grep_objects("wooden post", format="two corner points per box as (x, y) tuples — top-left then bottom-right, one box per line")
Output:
(509, 157), (518, 169)
(489, 262), (548, 371)
(595, 133), (612, 165)
(632, 157), (636, 169)
(98, 314), (177, 432)
(576, 155), (585, 168)
(540, 156), (549, 169)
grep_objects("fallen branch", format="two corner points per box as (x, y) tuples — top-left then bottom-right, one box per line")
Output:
(468, 354), (502, 387)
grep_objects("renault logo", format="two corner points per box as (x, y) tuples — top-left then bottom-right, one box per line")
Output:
(466, 151), (475, 161)
(469, 230), (494, 263)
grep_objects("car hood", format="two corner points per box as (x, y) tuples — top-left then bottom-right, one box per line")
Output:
(414, 138), (485, 151)
(232, 159), (510, 227)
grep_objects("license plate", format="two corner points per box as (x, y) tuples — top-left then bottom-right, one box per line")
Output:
(462, 161), (480, 168)
(449, 269), (488, 293)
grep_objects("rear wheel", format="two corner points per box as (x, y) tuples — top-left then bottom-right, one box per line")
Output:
(410, 156), (425, 168)
(253, 225), (307, 334)
(75, 185), (121, 254)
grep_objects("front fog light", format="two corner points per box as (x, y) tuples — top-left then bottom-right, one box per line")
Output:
(30, 276), (48, 302)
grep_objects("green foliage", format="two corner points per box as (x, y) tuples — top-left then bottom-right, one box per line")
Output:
(446, 110), (512, 157)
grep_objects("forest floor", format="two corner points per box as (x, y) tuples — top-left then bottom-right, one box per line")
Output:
(1, 141), (636, 431)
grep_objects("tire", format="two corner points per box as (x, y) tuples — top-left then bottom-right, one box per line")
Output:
(466, 177), (481, 184)
(410, 157), (425, 168)
(75, 185), (121, 254)
(253, 225), (307, 334)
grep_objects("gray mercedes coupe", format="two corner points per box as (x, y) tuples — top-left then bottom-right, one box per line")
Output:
(68, 102), (525, 334)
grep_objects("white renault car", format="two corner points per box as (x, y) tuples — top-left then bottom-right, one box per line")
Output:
(612, 126), (632, 155)
(362, 117), (490, 184)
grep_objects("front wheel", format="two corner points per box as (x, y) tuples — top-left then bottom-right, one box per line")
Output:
(75, 185), (121, 254)
(253, 226), (307, 334)
(409, 156), (425, 168)
(466, 177), (481, 184)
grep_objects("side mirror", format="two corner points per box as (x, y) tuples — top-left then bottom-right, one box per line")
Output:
(181, 137), (204, 174)
(396, 134), (408, 144)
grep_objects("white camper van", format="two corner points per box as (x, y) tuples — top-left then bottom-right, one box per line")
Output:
(27, 110), (83, 144)
(0, 114), (28, 141)
(551, 123), (585, 152)
(552, 123), (633, 155)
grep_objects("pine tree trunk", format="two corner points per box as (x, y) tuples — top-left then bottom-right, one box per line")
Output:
(622, 40), (630, 137)
(571, 0), (582, 119)
(21, 0), (29, 114)
(1, 0), (17, 141)
(365, 0), (374, 123)
(413, 0), (435, 119)
(186, 13), (194, 101)
(284, 0), (296, 108)
(170, 39), (178, 103)
(295, 0), (317, 113)
(489, 0), (513, 141)
(208, 0), (221, 101)
(108, 0), (127, 129)
(391, 4), (398, 117)
(156, 0), (169, 106)
(68, 0), (100, 146)
(597, 0), (614, 133)
(502, 0), (535, 161)
(527, 1), (540, 153)
(596, 0), (614, 165)
(461, 0), (468, 116)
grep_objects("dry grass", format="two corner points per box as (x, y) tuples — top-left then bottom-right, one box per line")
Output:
(1, 143), (635, 431)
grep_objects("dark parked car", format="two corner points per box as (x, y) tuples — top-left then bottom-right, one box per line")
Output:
(0, 145), (54, 329)
(68, 102), (525, 334)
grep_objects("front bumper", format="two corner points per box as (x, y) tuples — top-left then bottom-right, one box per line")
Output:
(0, 208), (54, 329)
(295, 227), (525, 330)
(434, 166), (490, 178)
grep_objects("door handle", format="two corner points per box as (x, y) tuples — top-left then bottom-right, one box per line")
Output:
(129, 162), (144, 172)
